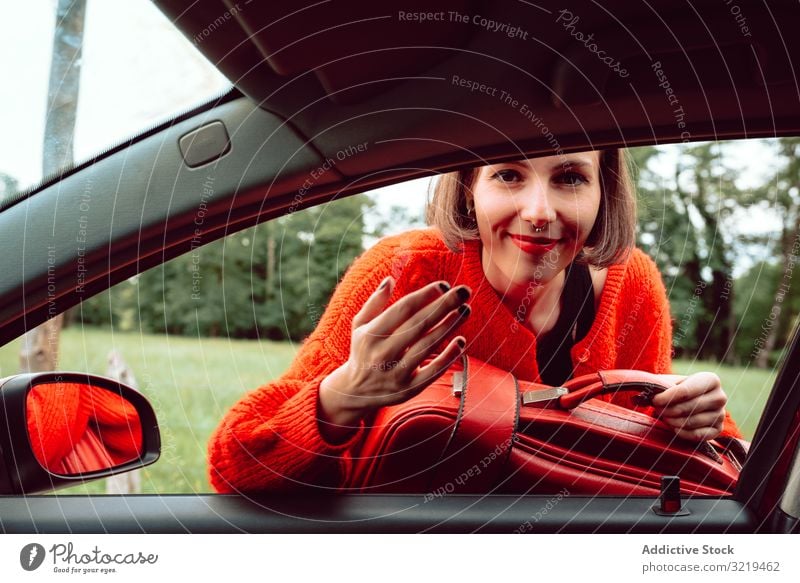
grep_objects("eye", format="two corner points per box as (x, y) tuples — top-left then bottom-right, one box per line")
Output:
(490, 169), (523, 184)
(553, 170), (588, 187)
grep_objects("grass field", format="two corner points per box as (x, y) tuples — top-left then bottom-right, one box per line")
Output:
(0, 326), (300, 494)
(0, 326), (777, 494)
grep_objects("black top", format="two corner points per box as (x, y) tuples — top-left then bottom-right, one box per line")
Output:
(535, 262), (596, 386)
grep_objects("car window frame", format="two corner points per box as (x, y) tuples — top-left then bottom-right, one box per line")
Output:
(0, 95), (798, 534)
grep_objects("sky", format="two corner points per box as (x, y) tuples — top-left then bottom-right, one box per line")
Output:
(0, 0), (230, 191)
(0, 0), (783, 253)
(0, 0), (430, 226)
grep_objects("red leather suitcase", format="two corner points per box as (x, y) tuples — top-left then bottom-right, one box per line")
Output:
(348, 354), (746, 496)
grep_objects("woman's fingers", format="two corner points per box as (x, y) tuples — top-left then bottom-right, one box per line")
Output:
(651, 373), (724, 412)
(659, 410), (725, 431)
(366, 280), (454, 337)
(654, 390), (727, 418)
(391, 284), (471, 348)
(651, 375), (704, 408)
(351, 276), (394, 329)
(401, 303), (470, 370)
(407, 336), (466, 394)
(651, 372), (727, 442)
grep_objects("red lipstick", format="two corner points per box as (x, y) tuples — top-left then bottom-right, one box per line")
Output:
(509, 234), (559, 254)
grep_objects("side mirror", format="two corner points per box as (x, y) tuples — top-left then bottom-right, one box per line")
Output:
(0, 372), (160, 494)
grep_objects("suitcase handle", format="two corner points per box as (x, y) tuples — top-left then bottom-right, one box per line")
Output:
(519, 369), (676, 410)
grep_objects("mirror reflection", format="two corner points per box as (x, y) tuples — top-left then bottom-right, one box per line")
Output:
(26, 382), (143, 476)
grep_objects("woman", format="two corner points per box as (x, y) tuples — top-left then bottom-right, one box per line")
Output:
(208, 149), (740, 493)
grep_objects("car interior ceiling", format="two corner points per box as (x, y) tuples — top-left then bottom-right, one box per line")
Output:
(155, 0), (800, 174)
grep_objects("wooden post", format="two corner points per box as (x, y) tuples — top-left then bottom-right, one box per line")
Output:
(104, 350), (142, 494)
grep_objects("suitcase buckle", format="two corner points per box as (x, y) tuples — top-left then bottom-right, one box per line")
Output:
(521, 387), (568, 407)
(452, 371), (466, 397)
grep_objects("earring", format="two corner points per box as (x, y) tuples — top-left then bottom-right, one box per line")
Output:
(466, 198), (474, 214)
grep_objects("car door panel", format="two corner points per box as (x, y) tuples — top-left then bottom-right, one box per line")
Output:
(0, 495), (757, 534)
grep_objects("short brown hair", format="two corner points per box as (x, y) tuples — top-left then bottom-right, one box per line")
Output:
(425, 149), (636, 267)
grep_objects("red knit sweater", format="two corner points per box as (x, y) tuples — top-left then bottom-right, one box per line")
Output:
(208, 228), (741, 493)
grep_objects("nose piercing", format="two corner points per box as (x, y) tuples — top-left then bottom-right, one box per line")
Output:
(531, 223), (547, 233)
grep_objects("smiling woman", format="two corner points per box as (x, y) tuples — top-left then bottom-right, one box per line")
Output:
(207, 149), (742, 495)
(429, 150), (633, 385)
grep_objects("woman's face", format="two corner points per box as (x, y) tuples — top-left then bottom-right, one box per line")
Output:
(471, 151), (602, 290)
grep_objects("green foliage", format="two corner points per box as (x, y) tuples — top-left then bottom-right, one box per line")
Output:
(733, 260), (800, 366)
(260, 194), (374, 340)
(634, 143), (755, 361)
(75, 194), (375, 342)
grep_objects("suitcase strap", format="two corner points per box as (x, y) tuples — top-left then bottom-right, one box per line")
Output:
(427, 354), (519, 494)
(515, 369), (678, 411)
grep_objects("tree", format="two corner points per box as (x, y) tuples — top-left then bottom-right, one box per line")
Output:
(633, 145), (704, 358)
(733, 261), (799, 367)
(261, 194), (375, 340)
(81, 193), (379, 341)
(678, 144), (739, 363)
(751, 138), (800, 368)
(633, 143), (745, 362)
(20, 0), (86, 373)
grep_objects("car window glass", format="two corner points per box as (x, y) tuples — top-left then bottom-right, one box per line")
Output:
(0, 140), (795, 495)
(0, 0), (231, 203)
(0, 180), (429, 494)
(633, 139), (795, 440)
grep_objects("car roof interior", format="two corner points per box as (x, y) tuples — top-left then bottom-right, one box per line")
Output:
(156, 0), (800, 170)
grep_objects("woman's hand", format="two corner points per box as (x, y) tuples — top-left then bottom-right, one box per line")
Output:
(318, 276), (471, 440)
(651, 372), (728, 442)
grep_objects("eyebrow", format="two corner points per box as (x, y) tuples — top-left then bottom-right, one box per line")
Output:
(501, 158), (595, 172)
(553, 159), (593, 170)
